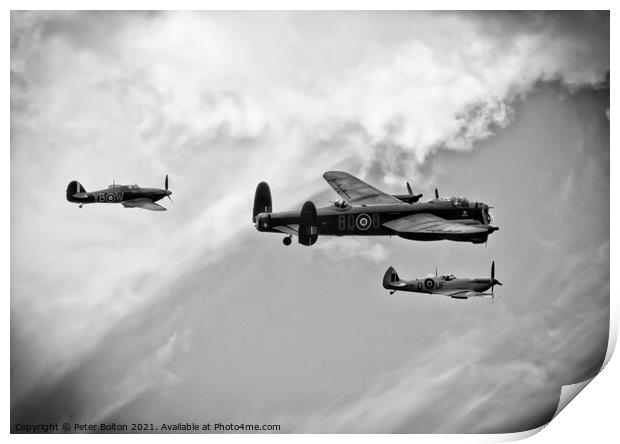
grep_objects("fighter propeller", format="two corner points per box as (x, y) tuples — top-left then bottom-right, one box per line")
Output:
(491, 261), (503, 301)
(165, 174), (172, 204)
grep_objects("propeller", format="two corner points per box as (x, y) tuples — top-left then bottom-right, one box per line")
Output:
(435, 188), (439, 199)
(165, 174), (172, 204)
(435, 266), (437, 277)
(491, 261), (503, 300)
(406, 182), (413, 195)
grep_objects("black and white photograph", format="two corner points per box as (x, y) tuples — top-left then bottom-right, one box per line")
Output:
(10, 8), (611, 436)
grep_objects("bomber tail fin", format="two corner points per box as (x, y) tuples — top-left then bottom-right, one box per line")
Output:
(299, 201), (319, 246)
(253, 182), (272, 222)
(66, 181), (87, 202)
(382, 266), (400, 289)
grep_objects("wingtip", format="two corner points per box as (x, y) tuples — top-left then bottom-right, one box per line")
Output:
(323, 170), (347, 178)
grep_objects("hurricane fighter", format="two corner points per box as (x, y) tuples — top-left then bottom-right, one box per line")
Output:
(253, 171), (498, 246)
(383, 262), (502, 300)
(66, 175), (172, 211)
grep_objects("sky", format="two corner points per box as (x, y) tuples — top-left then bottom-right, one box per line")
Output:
(10, 11), (609, 433)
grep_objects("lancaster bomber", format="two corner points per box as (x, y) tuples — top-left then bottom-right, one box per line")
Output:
(383, 262), (502, 300)
(66, 175), (172, 211)
(253, 171), (498, 246)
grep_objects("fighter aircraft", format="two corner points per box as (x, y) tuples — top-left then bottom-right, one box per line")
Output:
(253, 171), (498, 246)
(383, 262), (502, 300)
(66, 175), (172, 211)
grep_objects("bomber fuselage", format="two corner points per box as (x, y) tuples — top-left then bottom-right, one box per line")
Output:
(255, 199), (495, 243)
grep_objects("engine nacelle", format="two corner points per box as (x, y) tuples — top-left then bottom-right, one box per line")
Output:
(299, 201), (318, 246)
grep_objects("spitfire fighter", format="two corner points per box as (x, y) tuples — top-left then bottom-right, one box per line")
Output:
(253, 171), (498, 246)
(66, 175), (172, 211)
(383, 262), (503, 300)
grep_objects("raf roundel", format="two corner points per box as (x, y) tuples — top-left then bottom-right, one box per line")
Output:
(424, 278), (435, 289)
(355, 213), (372, 231)
(106, 194), (115, 202)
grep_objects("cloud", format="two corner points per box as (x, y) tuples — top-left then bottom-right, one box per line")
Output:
(316, 237), (389, 263)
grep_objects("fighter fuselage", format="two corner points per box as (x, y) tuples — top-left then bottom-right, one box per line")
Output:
(391, 277), (495, 295)
(68, 185), (170, 205)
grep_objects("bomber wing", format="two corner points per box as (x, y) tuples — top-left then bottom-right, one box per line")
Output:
(323, 171), (403, 205)
(382, 213), (489, 236)
(122, 199), (167, 211)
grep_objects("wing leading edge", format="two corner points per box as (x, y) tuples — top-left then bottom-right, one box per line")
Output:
(323, 171), (403, 206)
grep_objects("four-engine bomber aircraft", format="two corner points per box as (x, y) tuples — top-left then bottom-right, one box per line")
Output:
(66, 175), (172, 211)
(383, 262), (502, 300)
(253, 171), (498, 246)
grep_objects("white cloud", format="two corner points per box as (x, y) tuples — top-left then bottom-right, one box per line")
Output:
(316, 237), (389, 263)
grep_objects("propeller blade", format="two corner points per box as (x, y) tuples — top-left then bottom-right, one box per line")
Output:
(435, 188), (439, 199)
(406, 182), (413, 195)
(165, 174), (169, 191)
(167, 195), (173, 204)
(490, 262), (501, 296)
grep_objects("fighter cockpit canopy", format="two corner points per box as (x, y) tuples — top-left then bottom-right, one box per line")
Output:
(108, 183), (140, 189)
(441, 274), (457, 281)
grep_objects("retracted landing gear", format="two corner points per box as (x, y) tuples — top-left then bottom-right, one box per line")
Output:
(283, 236), (292, 246)
(79, 204), (84, 208)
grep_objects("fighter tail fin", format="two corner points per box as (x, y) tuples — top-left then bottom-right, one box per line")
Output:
(382, 266), (400, 289)
(66, 181), (87, 202)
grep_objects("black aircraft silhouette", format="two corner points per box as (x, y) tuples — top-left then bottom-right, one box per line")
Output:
(383, 261), (503, 300)
(253, 171), (498, 246)
(66, 175), (172, 211)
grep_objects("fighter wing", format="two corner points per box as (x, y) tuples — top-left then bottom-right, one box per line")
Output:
(435, 289), (490, 299)
(382, 213), (489, 235)
(122, 199), (167, 211)
(323, 171), (403, 205)
(273, 224), (299, 237)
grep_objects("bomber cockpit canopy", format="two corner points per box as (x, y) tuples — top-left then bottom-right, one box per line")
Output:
(431, 196), (469, 207)
(332, 199), (350, 209)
